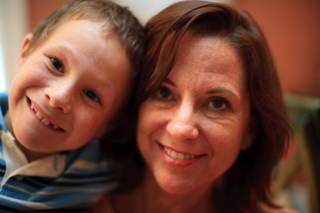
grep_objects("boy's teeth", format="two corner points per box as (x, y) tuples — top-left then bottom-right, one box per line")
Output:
(31, 103), (54, 127)
(164, 147), (196, 160)
(36, 111), (50, 126)
(31, 103), (37, 112)
(41, 118), (50, 125)
(36, 111), (44, 119)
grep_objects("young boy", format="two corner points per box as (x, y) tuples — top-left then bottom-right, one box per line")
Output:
(0, 0), (143, 211)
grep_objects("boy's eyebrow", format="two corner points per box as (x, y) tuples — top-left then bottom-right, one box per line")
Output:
(50, 43), (76, 60)
(93, 77), (111, 89)
(55, 43), (72, 53)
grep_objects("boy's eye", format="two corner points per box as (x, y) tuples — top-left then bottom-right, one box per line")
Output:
(50, 57), (63, 72)
(83, 90), (100, 103)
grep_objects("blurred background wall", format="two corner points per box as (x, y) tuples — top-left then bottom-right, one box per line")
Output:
(0, 0), (29, 91)
(235, 0), (320, 98)
(1, 0), (320, 97)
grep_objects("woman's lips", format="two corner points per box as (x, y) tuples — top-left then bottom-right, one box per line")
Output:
(159, 143), (206, 167)
(163, 146), (198, 160)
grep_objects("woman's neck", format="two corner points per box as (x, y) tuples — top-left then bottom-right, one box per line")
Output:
(113, 168), (215, 213)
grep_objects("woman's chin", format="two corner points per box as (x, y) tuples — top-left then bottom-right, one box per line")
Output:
(155, 176), (196, 195)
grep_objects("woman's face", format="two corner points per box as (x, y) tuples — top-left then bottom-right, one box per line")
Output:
(137, 34), (253, 195)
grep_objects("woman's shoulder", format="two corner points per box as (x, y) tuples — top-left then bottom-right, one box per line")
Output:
(257, 202), (299, 213)
(91, 196), (115, 213)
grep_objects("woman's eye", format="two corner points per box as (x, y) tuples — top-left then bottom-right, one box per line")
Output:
(209, 98), (227, 109)
(156, 86), (172, 99)
(50, 57), (63, 72)
(83, 90), (100, 103)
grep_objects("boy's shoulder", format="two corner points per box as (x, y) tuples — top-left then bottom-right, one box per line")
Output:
(0, 92), (9, 130)
(0, 92), (9, 115)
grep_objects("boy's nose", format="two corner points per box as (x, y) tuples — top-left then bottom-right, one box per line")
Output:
(44, 83), (73, 113)
(166, 103), (199, 141)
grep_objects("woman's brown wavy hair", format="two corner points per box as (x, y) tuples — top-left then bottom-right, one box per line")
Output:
(130, 1), (291, 212)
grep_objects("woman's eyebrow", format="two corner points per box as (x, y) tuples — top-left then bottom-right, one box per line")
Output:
(206, 89), (240, 100)
(164, 78), (240, 100)
(163, 78), (175, 87)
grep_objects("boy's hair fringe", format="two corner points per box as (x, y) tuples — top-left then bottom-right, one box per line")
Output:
(25, 0), (144, 75)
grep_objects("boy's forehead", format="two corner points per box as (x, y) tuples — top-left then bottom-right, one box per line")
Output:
(27, 19), (110, 57)
(53, 18), (111, 37)
(42, 20), (121, 54)
(47, 19), (125, 58)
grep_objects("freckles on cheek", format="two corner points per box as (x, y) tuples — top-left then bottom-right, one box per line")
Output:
(212, 132), (241, 156)
(77, 116), (100, 134)
(137, 105), (151, 126)
(137, 116), (149, 137)
(215, 143), (241, 168)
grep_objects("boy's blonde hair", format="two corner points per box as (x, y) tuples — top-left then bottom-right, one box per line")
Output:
(25, 0), (144, 74)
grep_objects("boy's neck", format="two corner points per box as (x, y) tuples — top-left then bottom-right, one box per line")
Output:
(3, 110), (48, 162)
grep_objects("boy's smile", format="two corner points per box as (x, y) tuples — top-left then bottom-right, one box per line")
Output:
(8, 19), (133, 161)
(29, 97), (63, 131)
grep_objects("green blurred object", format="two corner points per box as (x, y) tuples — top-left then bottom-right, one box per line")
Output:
(272, 94), (320, 213)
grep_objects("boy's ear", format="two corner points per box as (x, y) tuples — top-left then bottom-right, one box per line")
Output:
(94, 123), (109, 139)
(94, 120), (120, 139)
(17, 33), (33, 70)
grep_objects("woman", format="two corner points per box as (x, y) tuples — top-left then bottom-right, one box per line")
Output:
(95, 1), (294, 212)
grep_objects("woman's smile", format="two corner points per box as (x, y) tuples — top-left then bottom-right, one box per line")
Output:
(158, 143), (206, 167)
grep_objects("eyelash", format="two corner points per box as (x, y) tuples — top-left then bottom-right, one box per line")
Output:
(83, 90), (101, 103)
(208, 98), (229, 110)
(154, 86), (173, 100)
(49, 57), (64, 73)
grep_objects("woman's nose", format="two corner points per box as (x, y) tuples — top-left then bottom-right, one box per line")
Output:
(166, 103), (199, 141)
(44, 83), (73, 113)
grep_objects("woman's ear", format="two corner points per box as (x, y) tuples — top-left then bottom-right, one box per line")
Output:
(17, 33), (33, 71)
(241, 130), (253, 150)
(241, 116), (257, 150)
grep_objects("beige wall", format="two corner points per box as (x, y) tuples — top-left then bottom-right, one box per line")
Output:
(235, 0), (320, 97)
(28, 0), (69, 31)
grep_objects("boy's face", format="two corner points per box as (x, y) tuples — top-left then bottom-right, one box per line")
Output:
(9, 20), (132, 157)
